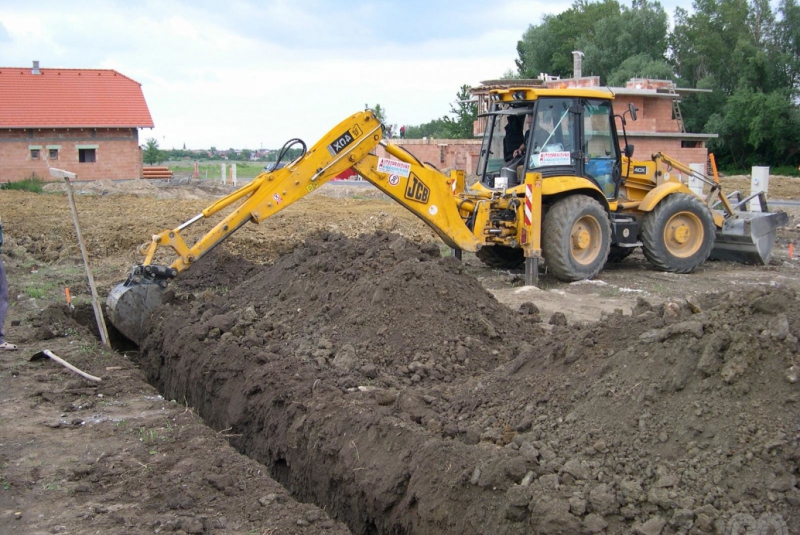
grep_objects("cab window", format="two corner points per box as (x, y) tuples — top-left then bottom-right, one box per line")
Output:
(527, 98), (575, 169)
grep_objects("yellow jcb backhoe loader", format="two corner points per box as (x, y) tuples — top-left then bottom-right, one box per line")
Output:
(108, 86), (788, 343)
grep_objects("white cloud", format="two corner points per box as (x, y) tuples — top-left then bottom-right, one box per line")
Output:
(0, 0), (686, 149)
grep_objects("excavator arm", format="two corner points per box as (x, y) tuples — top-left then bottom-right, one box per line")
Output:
(107, 110), (485, 343)
(139, 111), (384, 275)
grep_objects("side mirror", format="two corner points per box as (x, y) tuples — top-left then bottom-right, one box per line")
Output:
(629, 104), (638, 121)
(625, 144), (635, 158)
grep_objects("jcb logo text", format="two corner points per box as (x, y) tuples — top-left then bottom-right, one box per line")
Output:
(405, 174), (430, 204)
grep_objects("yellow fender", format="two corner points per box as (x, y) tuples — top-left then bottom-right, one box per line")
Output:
(538, 175), (606, 199)
(637, 181), (696, 213)
(471, 175), (607, 200)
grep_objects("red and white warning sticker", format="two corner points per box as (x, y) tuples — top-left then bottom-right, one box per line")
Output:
(273, 193), (283, 204)
(377, 157), (411, 178)
(535, 151), (571, 167)
(388, 174), (400, 186)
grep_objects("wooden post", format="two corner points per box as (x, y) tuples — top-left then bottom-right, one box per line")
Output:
(50, 168), (111, 346)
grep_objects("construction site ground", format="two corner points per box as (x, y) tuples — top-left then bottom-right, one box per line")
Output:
(0, 176), (798, 534)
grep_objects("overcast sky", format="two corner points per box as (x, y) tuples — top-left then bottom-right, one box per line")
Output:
(0, 0), (686, 151)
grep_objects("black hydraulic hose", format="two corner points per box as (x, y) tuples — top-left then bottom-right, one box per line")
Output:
(273, 138), (307, 168)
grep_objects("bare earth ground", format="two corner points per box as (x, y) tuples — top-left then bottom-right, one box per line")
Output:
(0, 176), (798, 534)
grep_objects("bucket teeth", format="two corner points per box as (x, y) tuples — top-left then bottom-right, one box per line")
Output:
(710, 211), (789, 265)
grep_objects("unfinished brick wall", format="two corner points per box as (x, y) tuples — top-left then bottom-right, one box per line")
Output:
(613, 95), (681, 135)
(626, 137), (708, 170)
(0, 128), (143, 181)
(378, 139), (483, 174)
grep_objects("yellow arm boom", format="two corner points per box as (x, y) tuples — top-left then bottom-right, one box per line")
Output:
(651, 152), (736, 218)
(136, 110), (483, 276)
(140, 111), (384, 273)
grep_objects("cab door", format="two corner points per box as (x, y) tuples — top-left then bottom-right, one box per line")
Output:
(580, 99), (621, 199)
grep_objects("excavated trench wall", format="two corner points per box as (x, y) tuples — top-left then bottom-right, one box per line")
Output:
(135, 234), (800, 535)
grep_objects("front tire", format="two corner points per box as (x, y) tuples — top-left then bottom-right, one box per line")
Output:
(543, 196), (611, 281)
(641, 193), (715, 273)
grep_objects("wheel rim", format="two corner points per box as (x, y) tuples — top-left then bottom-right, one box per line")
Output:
(570, 215), (603, 265)
(663, 211), (703, 258)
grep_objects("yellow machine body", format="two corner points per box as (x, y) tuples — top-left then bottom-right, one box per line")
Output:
(108, 89), (787, 343)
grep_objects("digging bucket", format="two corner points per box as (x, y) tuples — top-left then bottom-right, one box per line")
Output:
(710, 210), (789, 265)
(106, 282), (165, 344)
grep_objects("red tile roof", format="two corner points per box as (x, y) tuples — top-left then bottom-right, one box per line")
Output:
(0, 67), (154, 128)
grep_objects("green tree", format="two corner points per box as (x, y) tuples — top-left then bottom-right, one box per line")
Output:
(515, 0), (622, 78)
(405, 118), (449, 139)
(366, 103), (386, 124)
(442, 85), (478, 139)
(580, 0), (669, 83)
(670, 0), (800, 167)
(500, 69), (522, 80)
(607, 53), (675, 86)
(142, 138), (164, 165)
(706, 86), (800, 167)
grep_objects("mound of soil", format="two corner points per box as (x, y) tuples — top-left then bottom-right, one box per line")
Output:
(136, 233), (799, 534)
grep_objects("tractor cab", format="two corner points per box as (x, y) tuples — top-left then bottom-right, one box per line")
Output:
(477, 90), (623, 199)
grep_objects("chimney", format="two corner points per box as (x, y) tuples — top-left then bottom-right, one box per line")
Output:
(32, 60), (40, 75)
(572, 51), (584, 79)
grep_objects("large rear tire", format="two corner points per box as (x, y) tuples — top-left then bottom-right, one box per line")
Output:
(476, 245), (525, 270)
(543, 195), (611, 281)
(641, 193), (715, 273)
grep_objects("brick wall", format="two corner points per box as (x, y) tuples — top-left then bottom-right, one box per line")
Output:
(626, 137), (708, 171)
(0, 128), (143, 181)
(614, 95), (681, 134)
(379, 139), (483, 173)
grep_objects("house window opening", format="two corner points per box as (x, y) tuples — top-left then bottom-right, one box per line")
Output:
(49, 149), (59, 160)
(30, 149), (40, 160)
(440, 146), (446, 164)
(79, 148), (96, 163)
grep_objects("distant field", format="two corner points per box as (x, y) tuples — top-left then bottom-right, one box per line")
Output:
(164, 160), (266, 180)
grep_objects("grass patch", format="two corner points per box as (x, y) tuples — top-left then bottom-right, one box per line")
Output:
(598, 286), (622, 297)
(138, 427), (167, 444)
(23, 280), (58, 299)
(0, 174), (49, 193)
(721, 165), (800, 177)
(41, 480), (60, 491)
(771, 165), (800, 177)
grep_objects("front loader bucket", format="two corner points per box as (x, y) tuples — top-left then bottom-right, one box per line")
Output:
(710, 211), (789, 265)
(106, 282), (165, 344)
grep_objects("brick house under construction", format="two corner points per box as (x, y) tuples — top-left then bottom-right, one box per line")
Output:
(0, 62), (154, 182)
(383, 71), (715, 175)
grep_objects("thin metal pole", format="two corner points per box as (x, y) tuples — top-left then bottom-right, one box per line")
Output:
(64, 177), (111, 346)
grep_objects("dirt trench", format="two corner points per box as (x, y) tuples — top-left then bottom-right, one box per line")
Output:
(130, 232), (800, 535)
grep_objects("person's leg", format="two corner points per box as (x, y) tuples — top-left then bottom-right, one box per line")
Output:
(0, 257), (8, 345)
